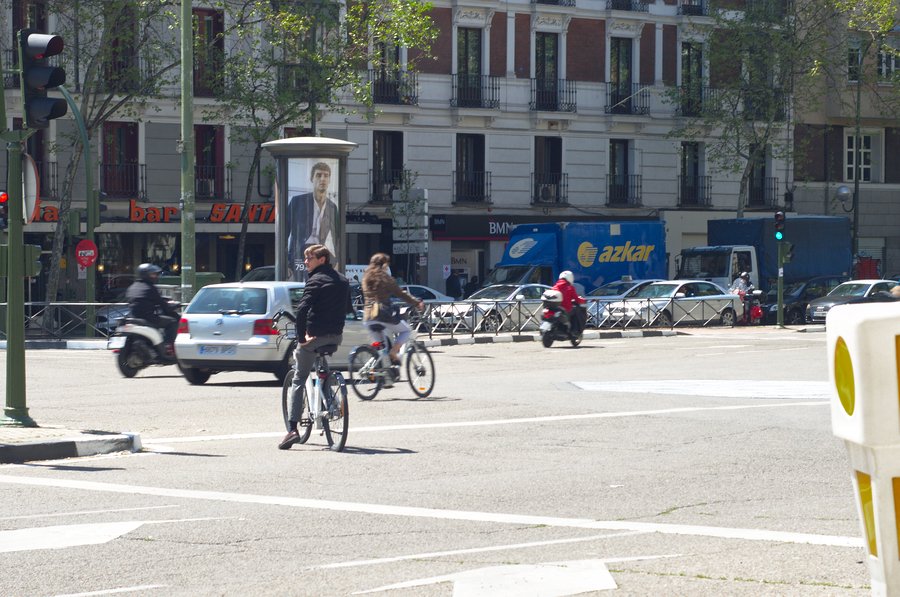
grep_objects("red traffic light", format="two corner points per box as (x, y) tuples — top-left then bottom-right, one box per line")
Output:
(0, 191), (8, 203)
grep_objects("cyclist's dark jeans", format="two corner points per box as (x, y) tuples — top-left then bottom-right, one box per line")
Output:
(288, 333), (343, 423)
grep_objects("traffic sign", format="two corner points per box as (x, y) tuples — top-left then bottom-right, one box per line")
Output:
(393, 241), (428, 255)
(75, 239), (98, 267)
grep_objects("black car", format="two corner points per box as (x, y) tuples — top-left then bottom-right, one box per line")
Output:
(763, 275), (848, 325)
(806, 279), (899, 323)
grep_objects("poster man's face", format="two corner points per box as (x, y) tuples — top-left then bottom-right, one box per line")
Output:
(312, 168), (331, 195)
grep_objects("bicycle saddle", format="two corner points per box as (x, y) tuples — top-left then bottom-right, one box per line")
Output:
(316, 344), (338, 356)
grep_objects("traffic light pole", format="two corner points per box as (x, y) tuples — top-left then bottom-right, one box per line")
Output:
(776, 240), (785, 329)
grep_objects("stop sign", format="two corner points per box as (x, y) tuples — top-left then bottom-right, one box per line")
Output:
(75, 239), (98, 268)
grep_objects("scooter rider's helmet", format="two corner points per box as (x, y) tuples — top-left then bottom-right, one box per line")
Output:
(739, 272), (750, 280)
(136, 263), (163, 283)
(559, 270), (574, 284)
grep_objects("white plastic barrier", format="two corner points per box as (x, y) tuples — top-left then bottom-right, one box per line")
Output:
(828, 301), (900, 596)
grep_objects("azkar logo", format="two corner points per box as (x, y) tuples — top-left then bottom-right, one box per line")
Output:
(577, 241), (655, 266)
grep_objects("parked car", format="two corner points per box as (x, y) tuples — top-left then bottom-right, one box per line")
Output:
(174, 281), (367, 384)
(605, 280), (744, 327)
(763, 275), (849, 325)
(806, 279), (899, 323)
(240, 265), (275, 282)
(95, 291), (130, 335)
(584, 278), (664, 328)
(400, 284), (454, 303)
(428, 283), (550, 332)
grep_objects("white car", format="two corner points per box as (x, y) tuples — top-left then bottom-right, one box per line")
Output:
(429, 283), (550, 332)
(174, 281), (367, 384)
(605, 280), (744, 327)
(400, 284), (454, 303)
(584, 279), (664, 328)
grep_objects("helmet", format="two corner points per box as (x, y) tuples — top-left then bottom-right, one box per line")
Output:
(136, 263), (162, 282)
(542, 289), (563, 304)
(559, 270), (574, 284)
(740, 271), (750, 280)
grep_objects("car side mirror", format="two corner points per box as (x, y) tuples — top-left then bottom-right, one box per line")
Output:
(674, 292), (686, 298)
(515, 294), (525, 300)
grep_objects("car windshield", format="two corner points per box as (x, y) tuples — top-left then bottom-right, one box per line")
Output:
(767, 281), (805, 301)
(588, 281), (632, 297)
(468, 285), (517, 300)
(241, 267), (274, 282)
(828, 283), (869, 298)
(186, 287), (269, 314)
(633, 284), (678, 299)
(483, 266), (531, 286)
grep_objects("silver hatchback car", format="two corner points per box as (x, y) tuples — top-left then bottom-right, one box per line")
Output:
(175, 281), (365, 385)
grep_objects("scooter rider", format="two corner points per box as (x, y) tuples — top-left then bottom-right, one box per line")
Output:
(729, 271), (752, 295)
(125, 263), (179, 356)
(551, 270), (586, 333)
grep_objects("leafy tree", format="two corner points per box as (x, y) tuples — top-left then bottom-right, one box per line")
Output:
(208, 0), (437, 280)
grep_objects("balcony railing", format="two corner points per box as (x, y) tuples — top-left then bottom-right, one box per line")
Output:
(99, 52), (147, 94)
(605, 83), (650, 115)
(369, 168), (404, 203)
(533, 0), (576, 6)
(531, 172), (569, 206)
(195, 164), (231, 201)
(453, 171), (492, 204)
(744, 90), (788, 121)
(34, 161), (59, 200)
(606, 0), (648, 11)
(678, 0), (708, 16)
(369, 69), (418, 105)
(677, 175), (711, 207)
(451, 75), (500, 109)
(100, 163), (147, 200)
(529, 79), (576, 112)
(606, 174), (642, 206)
(748, 176), (779, 207)
(676, 85), (721, 116)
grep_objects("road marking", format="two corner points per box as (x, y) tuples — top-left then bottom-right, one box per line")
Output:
(574, 380), (831, 400)
(0, 505), (178, 521)
(54, 586), (166, 596)
(315, 530), (651, 569)
(0, 474), (860, 548)
(143, 400), (826, 445)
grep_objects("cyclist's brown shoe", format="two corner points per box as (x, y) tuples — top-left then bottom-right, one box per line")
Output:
(278, 430), (300, 450)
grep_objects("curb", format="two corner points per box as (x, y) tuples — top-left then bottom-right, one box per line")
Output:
(0, 431), (142, 464)
(417, 328), (678, 348)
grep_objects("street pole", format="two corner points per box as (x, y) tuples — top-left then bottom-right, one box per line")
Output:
(776, 241), (785, 329)
(180, 0), (196, 302)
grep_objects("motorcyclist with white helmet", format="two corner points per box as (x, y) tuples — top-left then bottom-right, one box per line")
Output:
(125, 263), (180, 357)
(729, 271), (752, 295)
(551, 270), (587, 333)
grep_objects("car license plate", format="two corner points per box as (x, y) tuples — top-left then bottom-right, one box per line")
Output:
(199, 345), (236, 356)
(107, 336), (125, 350)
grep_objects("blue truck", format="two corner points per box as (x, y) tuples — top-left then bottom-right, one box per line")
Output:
(484, 221), (667, 292)
(676, 216), (852, 293)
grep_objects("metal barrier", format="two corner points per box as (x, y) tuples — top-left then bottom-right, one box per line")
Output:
(583, 296), (741, 329)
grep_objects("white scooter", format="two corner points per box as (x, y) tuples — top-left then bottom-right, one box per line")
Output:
(108, 315), (178, 377)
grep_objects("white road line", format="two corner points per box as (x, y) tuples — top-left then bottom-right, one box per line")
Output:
(0, 505), (178, 521)
(575, 380), (831, 400)
(53, 585), (166, 596)
(144, 401), (826, 445)
(315, 530), (651, 569)
(0, 474), (860, 548)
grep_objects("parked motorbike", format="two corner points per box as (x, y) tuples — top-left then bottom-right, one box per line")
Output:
(539, 289), (584, 348)
(108, 307), (180, 377)
(736, 288), (765, 325)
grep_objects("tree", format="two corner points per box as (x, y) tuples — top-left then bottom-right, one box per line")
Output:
(669, 0), (837, 217)
(206, 0), (437, 280)
(388, 169), (425, 284)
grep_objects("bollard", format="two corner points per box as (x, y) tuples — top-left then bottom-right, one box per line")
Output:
(828, 301), (900, 596)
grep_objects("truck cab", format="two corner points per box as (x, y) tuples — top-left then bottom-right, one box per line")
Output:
(676, 245), (759, 291)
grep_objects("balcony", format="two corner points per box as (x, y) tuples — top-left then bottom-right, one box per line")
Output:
(531, 172), (569, 206)
(34, 161), (59, 200)
(529, 79), (576, 112)
(606, 0), (648, 11)
(99, 52), (146, 94)
(748, 177), (779, 207)
(453, 171), (492, 204)
(677, 175), (711, 207)
(605, 83), (650, 115)
(369, 168), (404, 203)
(678, 0), (708, 16)
(533, 0), (576, 6)
(195, 165), (231, 201)
(100, 163), (146, 200)
(369, 69), (418, 105)
(676, 85), (721, 117)
(744, 90), (788, 121)
(451, 75), (500, 109)
(606, 174), (642, 206)
(746, 0), (790, 20)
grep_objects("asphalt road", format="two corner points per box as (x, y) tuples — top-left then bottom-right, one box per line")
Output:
(0, 328), (869, 596)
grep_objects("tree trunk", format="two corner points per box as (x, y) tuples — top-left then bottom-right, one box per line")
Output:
(235, 143), (263, 281)
(45, 142), (85, 310)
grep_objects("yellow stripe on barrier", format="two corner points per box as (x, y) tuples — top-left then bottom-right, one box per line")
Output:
(834, 336), (855, 416)
(859, 471), (878, 556)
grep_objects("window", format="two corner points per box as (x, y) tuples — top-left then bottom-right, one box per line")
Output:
(846, 134), (872, 182)
(102, 122), (139, 198)
(680, 42), (703, 115)
(608, 139), (630, 204)
(534, 33), (559, 110)
(534, 137), (564, 203)
(609, 38), (633, 113)
(457, 28), (483, 107)
(679, 141), (707, 206)
(848, 42), (862, 83)
(878, 46), (897, 81)
(372, 131), (403, 202)
(194, 8), (225, 97)
(195, 125), (225, 199)
(455, 134), (488, 202)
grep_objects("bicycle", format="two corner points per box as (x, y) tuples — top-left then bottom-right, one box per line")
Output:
(274, 310), (349, 452)
(347, 321), (436, 400)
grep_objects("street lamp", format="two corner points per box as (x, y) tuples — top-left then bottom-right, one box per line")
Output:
(835, 184), (858, 260)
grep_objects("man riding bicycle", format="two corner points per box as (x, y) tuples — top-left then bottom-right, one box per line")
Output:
(361, 253), (424, 387)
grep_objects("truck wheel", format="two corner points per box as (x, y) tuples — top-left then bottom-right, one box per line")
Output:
(720, 308), (737, 327)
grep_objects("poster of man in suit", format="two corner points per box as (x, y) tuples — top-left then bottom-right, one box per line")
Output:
(286, 158), (339, 281)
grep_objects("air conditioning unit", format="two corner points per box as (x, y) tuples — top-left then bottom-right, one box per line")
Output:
(196, 178), (214, 197)
(538, 184), (557, 203)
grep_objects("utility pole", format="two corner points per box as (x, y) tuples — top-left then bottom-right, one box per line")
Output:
(180, 0), (196, 302)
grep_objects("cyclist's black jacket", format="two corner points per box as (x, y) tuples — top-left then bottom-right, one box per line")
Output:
(295, 263), (350, 340)
(125, 279), (177, 322)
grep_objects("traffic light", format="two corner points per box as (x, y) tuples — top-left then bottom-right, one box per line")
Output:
(18, 29), (67, 129)
(774, 210), (786, 240)
(0, 191), (8, 231)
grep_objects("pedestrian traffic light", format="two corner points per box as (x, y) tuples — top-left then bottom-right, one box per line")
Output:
(0, 191), (8, 231)
(18, 29), (67, 129)
(774, 210), (786, 240)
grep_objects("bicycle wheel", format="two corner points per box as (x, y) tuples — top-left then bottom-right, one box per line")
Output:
(405, 342), (435, 398)
(348, 345), (382, 400)
(323, 372), (349, 452)
(281, 373), (312, 444)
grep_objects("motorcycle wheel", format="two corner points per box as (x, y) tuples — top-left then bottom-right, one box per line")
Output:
(116, 340), (145, 378)
(541, 333), (554, 348)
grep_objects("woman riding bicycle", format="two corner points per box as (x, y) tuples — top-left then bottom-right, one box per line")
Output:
(361, 253), (424, 375)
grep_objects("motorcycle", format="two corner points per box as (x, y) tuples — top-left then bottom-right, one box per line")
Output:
(539, 289), (584, 348)
(736, 287), (765, 325)
(108, 306), (180, 377)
